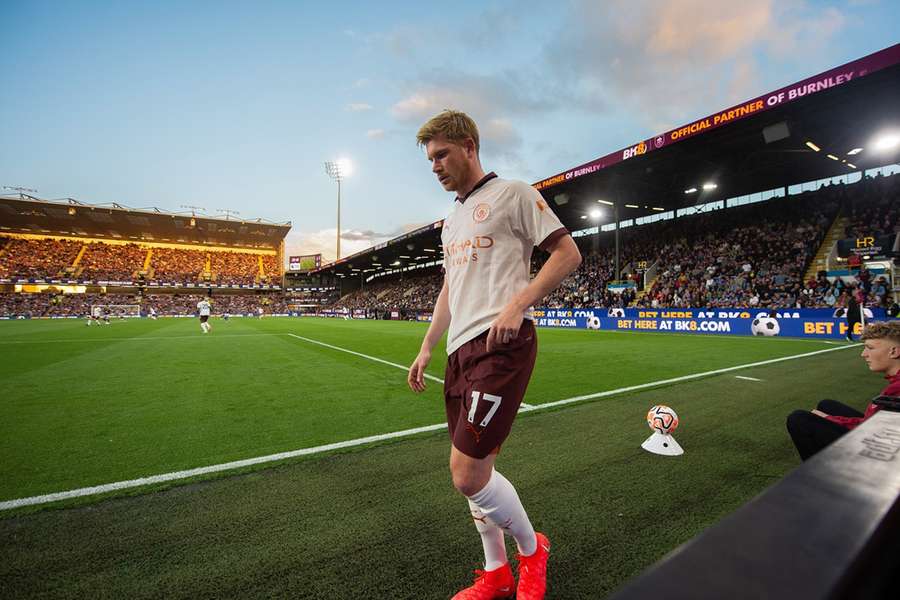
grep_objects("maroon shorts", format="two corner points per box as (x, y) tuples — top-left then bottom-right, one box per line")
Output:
(444, 319), (537, 458)
(200, 315), (209, 323)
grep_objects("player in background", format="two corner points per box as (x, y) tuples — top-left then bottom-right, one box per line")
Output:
(197, 298), (212, 333)
(102, 308), (111, 325)
(148, 306), (158, 320)
(257, 306), (264, 319)
(408, 110), (582, 600)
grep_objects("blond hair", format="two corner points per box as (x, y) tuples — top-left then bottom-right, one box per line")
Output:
(416, 110), (480, 152)
(861, 321), (900, 345)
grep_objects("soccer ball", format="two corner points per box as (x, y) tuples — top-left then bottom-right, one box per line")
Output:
(586, 315), (601, 330)
(751, 316), (780, 336)
(607, 307), (625, 318)
(647, 405), (679, 435)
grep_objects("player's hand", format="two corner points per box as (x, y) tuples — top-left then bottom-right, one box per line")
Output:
(486, 305), (523, 352)
(408, 349), (431, 393)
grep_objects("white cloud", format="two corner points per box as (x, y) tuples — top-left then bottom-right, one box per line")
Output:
(389, 71), (555, 173)
(346, 102), (374, 112)
(543, 0), (848, 131)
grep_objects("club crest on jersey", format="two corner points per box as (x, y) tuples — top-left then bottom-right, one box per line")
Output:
(473, 203), (491, 223)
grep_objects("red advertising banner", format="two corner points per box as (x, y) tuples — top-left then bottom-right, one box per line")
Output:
(533, 44), (900, 192)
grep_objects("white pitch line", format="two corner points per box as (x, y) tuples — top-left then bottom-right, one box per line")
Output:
(0, 342), (860, 511)
(0, 423), (448, 511)
(735, 375), (763, 382)
(532, 344), (859, 411)
(287, 333), (444, 384)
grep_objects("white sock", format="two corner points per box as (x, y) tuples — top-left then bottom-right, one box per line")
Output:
(467, 470), (537, 556)
(467, 499), (507, 571)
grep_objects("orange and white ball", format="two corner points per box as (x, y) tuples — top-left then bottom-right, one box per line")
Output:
(646, 405), (679, 435)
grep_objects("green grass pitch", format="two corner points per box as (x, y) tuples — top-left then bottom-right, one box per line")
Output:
(0, 317), (880, 598)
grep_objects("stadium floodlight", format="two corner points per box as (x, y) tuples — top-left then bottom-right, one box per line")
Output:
(651, 207), (665, 211)
(580, 215), (587, 219)
(702, 182), (717, 190)
(847, 147), (863, 155)
(684, 187), (697, 194)
(325, 158), (353, 260)
(873, 133), (900, 152)
(597, 199), (614, 206)
(805, 141), (821, 152)
(624, 204), (639, 209)
(589, 209), (602, 220)
(847, 163), (857, 169)
(826, 154), (839, 161)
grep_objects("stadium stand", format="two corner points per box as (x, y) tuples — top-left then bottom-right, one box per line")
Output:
(0, 237), (281, 287)
(0, 237), (82, 280)
(79, 242), (146, 282)
(321, 172), (896, 316)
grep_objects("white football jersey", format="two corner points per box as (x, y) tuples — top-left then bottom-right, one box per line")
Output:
(197, 300), (211, 316)
(441, 175), (566, 355)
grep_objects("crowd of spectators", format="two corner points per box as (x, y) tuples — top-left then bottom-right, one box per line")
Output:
(0, 237), (281, 286)
(0, 237), (82, 279)
(844, 173), (900, 239)
(150, 247), (207, 283)
(208, 251), (259, 285)
(637, 200), (833, 309)
(326, 174), (896, 313)
(80, 242), (145, 281)
(331, 271), (442, 314)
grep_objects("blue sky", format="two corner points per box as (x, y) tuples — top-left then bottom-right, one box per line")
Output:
(1, 0), (898, 260)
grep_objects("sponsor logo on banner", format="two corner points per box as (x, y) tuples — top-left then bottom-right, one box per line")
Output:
(623, 141), (647, 160)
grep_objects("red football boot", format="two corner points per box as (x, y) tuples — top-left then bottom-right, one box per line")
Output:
(515, 532), (551, 600)
(451, 563), (515, 600)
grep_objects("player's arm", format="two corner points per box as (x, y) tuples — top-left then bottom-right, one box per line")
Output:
(408, 277), (450, 393)
(487, 234), (581, 351)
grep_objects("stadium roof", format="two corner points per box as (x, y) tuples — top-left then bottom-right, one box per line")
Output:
(313, 44), (900, 279)
(533, 43), (900, 227)
(0, 196), (291, 249)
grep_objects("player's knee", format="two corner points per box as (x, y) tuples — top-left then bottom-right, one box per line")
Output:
(451, 472), (484, 497)
(449, 463), (491, 496)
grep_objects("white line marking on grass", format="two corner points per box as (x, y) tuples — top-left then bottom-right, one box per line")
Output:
(0, 343), (859, 511)
(532, 344), (860, 411)
(0, 423), (449, 511)
(735, 375), (763, 382)
(287, 333), (444, 384)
